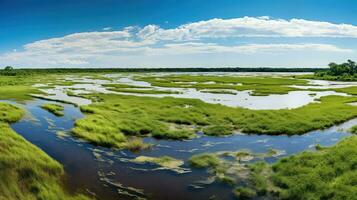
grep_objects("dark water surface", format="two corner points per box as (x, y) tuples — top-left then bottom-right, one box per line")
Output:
(10, 99), (355, 200)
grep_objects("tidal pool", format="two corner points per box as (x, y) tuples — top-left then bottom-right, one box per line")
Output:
(9, 98), (355, 200)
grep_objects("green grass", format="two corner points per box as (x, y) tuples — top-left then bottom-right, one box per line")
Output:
(234, 187), (257, 199)
(335, 86), (357, 95)
(0, 123), (89, 200)
(200, 89), (237, 94)
(0, 75), (44, 101)
(70, 93), (357, 149)
(135, 75), (309, 95)
(0, 102), (89, 200)
(350, 125), (357, 134)
(270, 136), (357, 199)
(41, 104), (65, 116)
(103, 83), (179, 94)
(102, 83), (149, 89)
(231, 136), (357, 200)
(0, 103), (24, 122)
(189, 153), (221, 168)
(108, 87), (179, 94)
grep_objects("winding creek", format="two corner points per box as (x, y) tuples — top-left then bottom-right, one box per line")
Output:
(6, 73), (357, 200)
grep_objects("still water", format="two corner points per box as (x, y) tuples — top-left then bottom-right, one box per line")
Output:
(10, 99), (355, 200)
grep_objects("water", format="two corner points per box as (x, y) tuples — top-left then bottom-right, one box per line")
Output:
(34, 73), (353, 109)
(9, 98), (355, 200)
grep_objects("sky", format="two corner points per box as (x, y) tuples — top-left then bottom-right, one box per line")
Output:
(1, 0), (357, 68)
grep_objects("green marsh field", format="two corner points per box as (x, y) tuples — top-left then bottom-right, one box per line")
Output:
(0, 68), (357, 200)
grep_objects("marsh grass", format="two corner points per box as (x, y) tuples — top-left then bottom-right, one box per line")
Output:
(71, 93), (357, 149)
(41, 103), (65, 116)
(0, 76), (45, 101)
(108, 88), (179, 94)
(0, 101), (89, 200)
(136, 75), (309, 95)
(231, 136), (357, 200)
(350, 125), (357, 134)
(103, 83), (180, 94)
(0, 123), (90, 200)
(0, 103), (24, 122)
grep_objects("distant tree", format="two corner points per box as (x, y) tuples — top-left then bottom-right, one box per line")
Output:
(347, 59), (356, 74)
(327, 61), (350, 76)
(4, 66), (14, 71)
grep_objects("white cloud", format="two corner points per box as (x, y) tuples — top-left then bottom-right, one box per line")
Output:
(147, 43), (352, 55)
(0, 16), (356, 67)
(102, 27), (113, 31)
(136, 16), (357, 41)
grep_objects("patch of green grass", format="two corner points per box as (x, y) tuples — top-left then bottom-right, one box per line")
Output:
(0, 123), (89, 200)
(234, 136), (357, 200)
(334, 86), (357, 95)
(203, 125), (234, 136)
(108, 87), (179, 94)
(189, 153), (221, 168)
(200, 89), (237, 94)
(0, 75), (44, 101)
(71, 93), (357, 149)
(103, 83), (180, 94)
(136, 75), (309, 95)
(0, 103), (24, 122)
(268, 136), (357, 199)
(102, 83), (149, 89)
(41, 103), (65, 116)
(234, 187), (257, 199)
(350, 125), (357, 134)
(0, 102), (89, 200)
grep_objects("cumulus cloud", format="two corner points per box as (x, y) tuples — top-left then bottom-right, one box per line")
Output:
(0, 16), (356, 67)
(136, 16), (357, 40)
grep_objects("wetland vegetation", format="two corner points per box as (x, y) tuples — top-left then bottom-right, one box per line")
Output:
(0, 69), (356, 200)
(71, 93), (357, 148)
(0, 100), (89, 200)
(41, 103), (65, 116)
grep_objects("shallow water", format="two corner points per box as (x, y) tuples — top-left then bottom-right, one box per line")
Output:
(35, 73), (354, 109)
(10, 98), (355, 200)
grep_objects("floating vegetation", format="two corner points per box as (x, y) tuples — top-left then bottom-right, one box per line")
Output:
(131, 156), (190, 174)
(133, 156), (183, 169)
(188, 148), (287, 194)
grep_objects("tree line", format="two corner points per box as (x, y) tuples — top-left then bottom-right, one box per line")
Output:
(315, 60), (357, 80)
(0, 66), (322, 76)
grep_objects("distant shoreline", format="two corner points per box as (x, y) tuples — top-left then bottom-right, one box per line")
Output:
(1, 67), (324, 74)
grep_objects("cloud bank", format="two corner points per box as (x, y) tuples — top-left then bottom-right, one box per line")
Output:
(1, 16), (356, 68)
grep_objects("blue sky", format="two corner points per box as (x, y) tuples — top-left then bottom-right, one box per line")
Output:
(1, 0), (357, 68)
